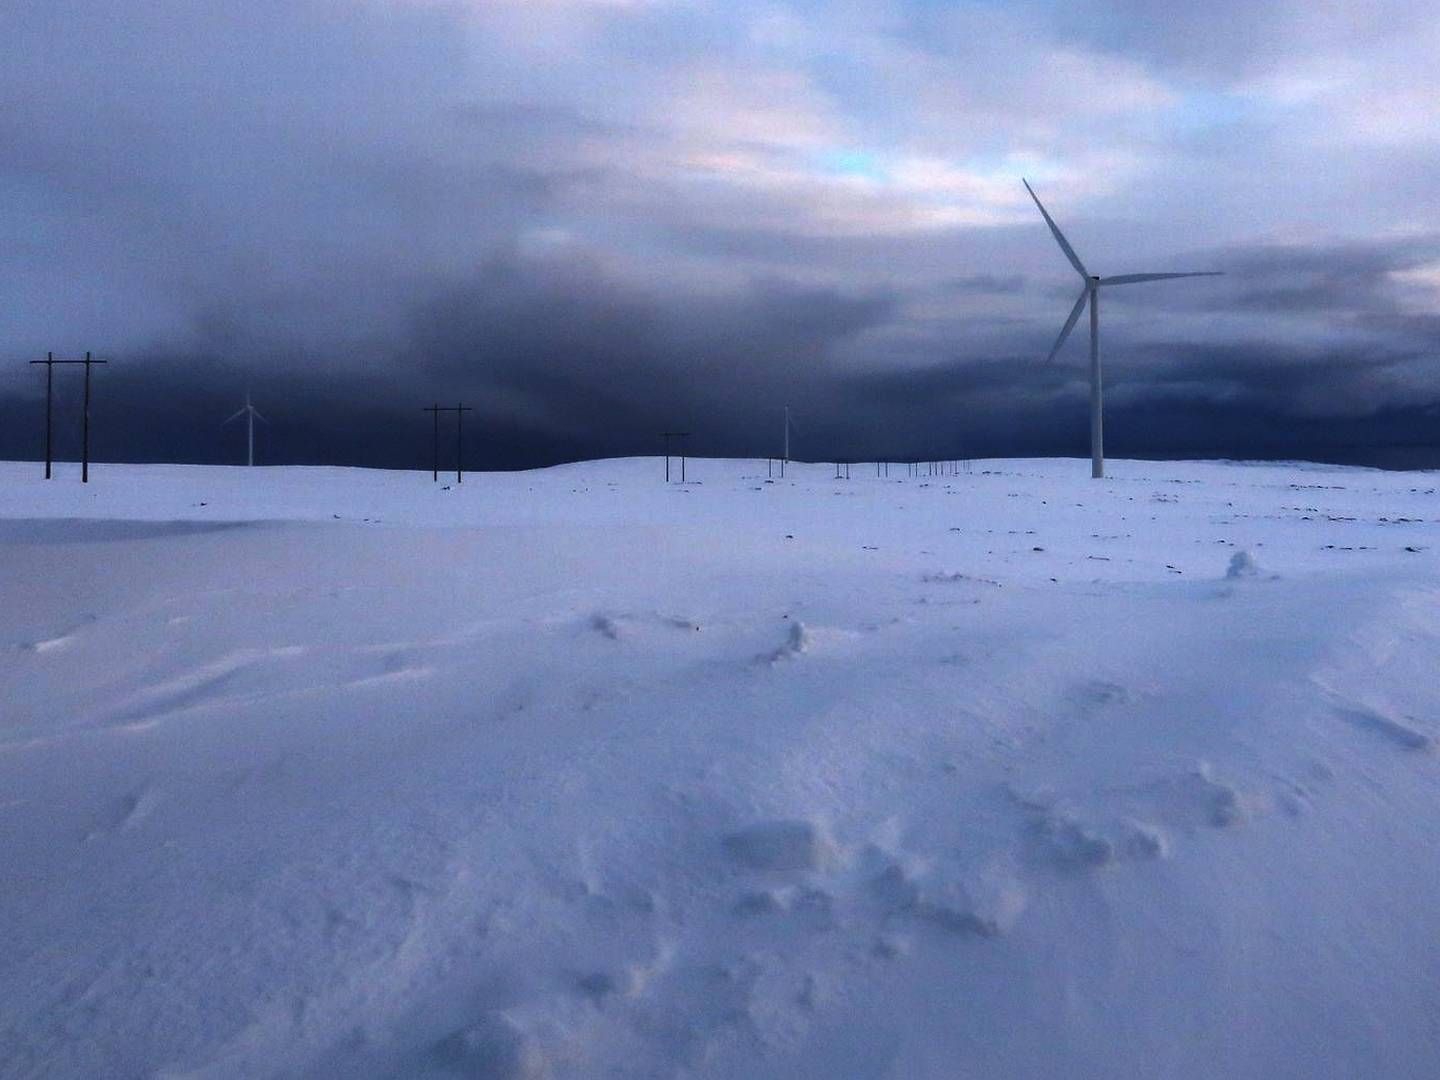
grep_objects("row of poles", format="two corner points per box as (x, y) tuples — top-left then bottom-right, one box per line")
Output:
(821, 460), (975, 480)
(20, 360), (972, 487)
(22, 355), (472, 485)
(423, 420), (974, 487)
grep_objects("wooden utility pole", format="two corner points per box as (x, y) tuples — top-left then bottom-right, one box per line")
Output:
(40, 353), (53, 479)
(661, 432), (690, 482)
(28, 352), (107, 481)
(423, 403), (473, 482)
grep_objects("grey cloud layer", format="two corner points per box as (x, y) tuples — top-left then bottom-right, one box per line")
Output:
(1, 0), (1437, 469)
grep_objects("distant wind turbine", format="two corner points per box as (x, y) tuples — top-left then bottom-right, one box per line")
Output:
(781, 406), (803, 477)
(223, 390), (268, 466)
(1023, 179), (1222, 479)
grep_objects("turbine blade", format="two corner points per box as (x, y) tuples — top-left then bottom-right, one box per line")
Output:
(1022, 178), (1088, 280)
(223, 408), (246, 425)
(1100, 272), (1223, 286)
(1046, 288), (1089, 363)
(251, 408), (269, 425)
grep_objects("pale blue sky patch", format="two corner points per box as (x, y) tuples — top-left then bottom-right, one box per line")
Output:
(815, 148), (889, 182)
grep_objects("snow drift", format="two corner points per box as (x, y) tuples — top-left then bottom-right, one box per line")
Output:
(1, 456), (1438, 1078)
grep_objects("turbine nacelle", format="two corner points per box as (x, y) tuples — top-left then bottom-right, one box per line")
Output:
(224, 397), (269, 427)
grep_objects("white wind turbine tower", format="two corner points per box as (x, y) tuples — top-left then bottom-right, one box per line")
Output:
(223, 390), (269, 467)
(1023, 179), (1221, 478)
(780, 405), (803, 476)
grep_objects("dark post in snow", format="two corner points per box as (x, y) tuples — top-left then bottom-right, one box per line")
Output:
(82, 354), (94, 483)
(429, 404), (439, 481)
(424, 403), (473, 482)
(455, 402), (472, 483)
(29, 352), (107, 481)
(38, 352), (53, 479)
(661, 432), (689, 483)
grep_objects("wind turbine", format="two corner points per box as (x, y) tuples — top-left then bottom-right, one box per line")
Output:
(780, 406), (803, 477)
(223, 390), (268, 467)
(1023, 179), (1221, 478)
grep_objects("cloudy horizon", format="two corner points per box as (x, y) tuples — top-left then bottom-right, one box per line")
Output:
(4, 0), (1439, 471)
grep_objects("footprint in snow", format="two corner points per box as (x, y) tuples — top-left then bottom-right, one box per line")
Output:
(428, 1013), (546, 1079)
(724, 819), (834, 872)
(1340, 706), (1433, 752)
(1008, 786), (1171, 869)
(1122, 762), (1255, 831)
(589, 613), (622, 640)
(867, 852), (1028, 937)
(86, 784), (163, 840)
(1072, 679), (1134, 711)
(1031, 812), (1116, 870)
(733, 885), (837, 930)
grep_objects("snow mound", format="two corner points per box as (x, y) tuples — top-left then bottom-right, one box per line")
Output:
(762, 620), (811, 663)
(1226, 550), (1261, 579)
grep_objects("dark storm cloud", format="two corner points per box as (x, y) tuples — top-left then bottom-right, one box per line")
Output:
(400, 257), (901, 451)
(2, 0), (1439, 472)
(0, 0), (547, 355)
(1197, 237), (1440, 316)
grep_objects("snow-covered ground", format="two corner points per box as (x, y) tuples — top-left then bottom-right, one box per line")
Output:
(2, 456), (1438, 1079)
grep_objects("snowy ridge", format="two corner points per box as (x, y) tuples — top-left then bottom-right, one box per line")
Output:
(1, 457), (1438, 1078)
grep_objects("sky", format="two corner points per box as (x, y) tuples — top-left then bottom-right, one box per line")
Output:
(2, 0), (1439, 470)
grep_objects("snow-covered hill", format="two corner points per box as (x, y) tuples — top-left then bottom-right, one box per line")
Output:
(2, 457), (1438, 1079)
